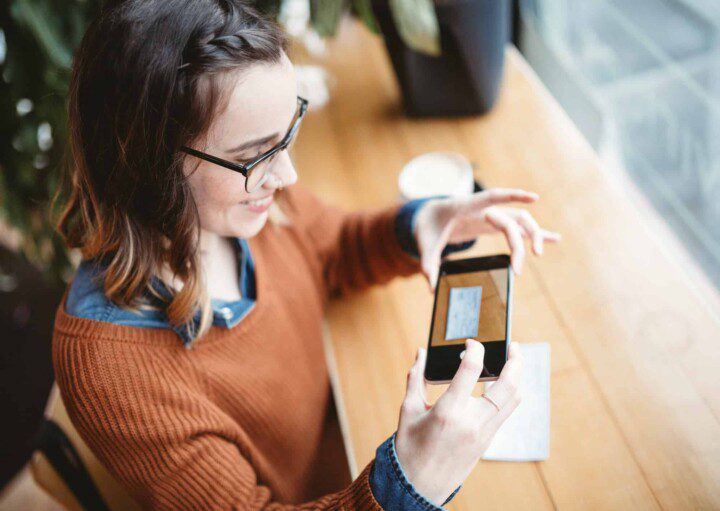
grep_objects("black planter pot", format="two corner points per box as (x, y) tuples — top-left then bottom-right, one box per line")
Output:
(371, 0), (511, 117)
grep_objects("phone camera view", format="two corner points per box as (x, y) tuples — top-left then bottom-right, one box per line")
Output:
(430, 268), (508, 348)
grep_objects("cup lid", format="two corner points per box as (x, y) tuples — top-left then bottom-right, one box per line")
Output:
(399, 152), (474, 200)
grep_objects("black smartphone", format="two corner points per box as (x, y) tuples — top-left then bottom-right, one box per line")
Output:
(424, 254), (513, 383)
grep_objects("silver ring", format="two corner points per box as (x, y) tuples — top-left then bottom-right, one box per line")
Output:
(481, 393), (501, 412)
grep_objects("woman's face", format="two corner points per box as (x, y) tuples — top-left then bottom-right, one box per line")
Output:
(185, 51), (299, 239)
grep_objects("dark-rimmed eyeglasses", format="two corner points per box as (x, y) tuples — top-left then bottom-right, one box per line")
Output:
(181, 96), (308, 193)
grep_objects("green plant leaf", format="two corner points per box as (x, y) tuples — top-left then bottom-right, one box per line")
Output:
(309, 0), (348, 37)
(11, 0), (73, 68)
(1, 0), (102, 287)
(389, 0), (440, 56)
(352, 0), (380, 35)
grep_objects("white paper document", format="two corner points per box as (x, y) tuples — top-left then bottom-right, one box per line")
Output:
(445, 286), (482, 340)
(482, 342), (550, 462)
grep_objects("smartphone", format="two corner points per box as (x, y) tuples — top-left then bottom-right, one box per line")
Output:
(424, 254), (513, 384)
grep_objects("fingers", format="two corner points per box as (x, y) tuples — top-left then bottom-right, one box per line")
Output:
(443, 339), (485, 405)
(469, 188), (539, 209)
(511, 209), (545, 255)
(506, 209), (562, 255)
(541, 229), (562, 242)
(499, 341), (523, 388)
(484, 208), (526, 274)
(475, 342), (523, 420)
(402, 347), (429, 418)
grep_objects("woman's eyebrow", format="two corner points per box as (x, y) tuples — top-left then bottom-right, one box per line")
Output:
(225, 132), (279, 154)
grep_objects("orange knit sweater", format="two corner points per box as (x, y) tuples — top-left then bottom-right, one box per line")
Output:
(52, 185), (423, 510)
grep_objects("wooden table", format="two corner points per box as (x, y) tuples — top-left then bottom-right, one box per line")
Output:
(292, 19), (720, 510)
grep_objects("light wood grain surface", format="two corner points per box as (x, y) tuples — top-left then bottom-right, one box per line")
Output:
(292, 18), (720, 511)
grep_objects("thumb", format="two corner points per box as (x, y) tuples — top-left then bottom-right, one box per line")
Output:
(421, 238), (445, 292)
(402, 347), (429, 418)
(420, 217), (456, 291)
(422, 257), (440, 292)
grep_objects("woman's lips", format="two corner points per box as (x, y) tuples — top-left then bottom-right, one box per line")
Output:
(240, 194), (273, 213)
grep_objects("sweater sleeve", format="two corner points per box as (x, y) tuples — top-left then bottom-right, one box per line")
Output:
(283, 185), (423, 299)
(53, 334), (383, 511)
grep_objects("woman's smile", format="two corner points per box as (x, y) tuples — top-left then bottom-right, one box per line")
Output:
(240, 193), (274, 213)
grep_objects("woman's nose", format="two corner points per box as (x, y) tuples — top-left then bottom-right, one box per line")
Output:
(267, 151), (298, 189)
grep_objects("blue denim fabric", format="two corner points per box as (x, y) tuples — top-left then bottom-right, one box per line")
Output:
(371, 433), (461, 510)
(394, 197), (476, 259)
(65, 238), (257, 347)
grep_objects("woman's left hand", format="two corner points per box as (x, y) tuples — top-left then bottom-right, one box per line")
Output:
(414, 188), (561, 289)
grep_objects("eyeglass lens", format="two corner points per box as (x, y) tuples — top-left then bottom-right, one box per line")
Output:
(244, 102), (304, 193)
(244, 135), (299, 193)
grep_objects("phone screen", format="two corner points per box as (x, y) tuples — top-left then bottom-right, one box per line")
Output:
(425, 256), (511, 382)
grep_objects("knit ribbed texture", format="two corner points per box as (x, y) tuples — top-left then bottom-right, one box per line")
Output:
(52, 185), (422, 510)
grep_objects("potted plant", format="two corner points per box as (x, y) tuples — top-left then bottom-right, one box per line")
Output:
(369, 0), (511, 117)
(284, 0), (511, 117)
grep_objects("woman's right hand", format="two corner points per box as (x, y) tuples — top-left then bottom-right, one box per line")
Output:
(395, 340), (523, 506)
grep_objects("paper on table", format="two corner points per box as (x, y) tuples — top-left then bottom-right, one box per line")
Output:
(482, 342), (550, 462)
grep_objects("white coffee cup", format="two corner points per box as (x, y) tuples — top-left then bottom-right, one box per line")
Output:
(399, 151), (475, 200)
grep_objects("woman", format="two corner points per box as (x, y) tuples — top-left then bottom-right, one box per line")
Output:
(52, 1), (560, 509)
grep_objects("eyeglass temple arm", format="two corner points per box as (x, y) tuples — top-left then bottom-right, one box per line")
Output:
(259, 98), (307, 157)
(280, 98), (308, 146)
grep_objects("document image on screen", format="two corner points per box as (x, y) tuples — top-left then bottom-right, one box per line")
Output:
(431, 268), (508, 347)
(445, 286), (482, 340)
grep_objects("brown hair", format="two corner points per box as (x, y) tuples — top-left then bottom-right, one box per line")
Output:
(54, 0), (289, 342)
